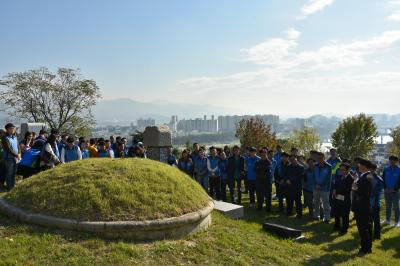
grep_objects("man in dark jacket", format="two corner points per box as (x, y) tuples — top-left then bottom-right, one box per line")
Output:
(274, 152), (290, 212)
(352, 158), (373, 255)
(332, 162), (354, 234)
(227, 145), (245, 204)
(285, 155), (304, 218)
(370, 163), (384, 240)
(255, 148), (273, 211)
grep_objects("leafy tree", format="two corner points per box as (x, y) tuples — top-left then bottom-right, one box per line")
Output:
(0, 67), (101, 135)
(235, 117), (277, 151)
(286, 127), (321, 156)
(389, 126), (400, 158)
(331, 113), (378, 161)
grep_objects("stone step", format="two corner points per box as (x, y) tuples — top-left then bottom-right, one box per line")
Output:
(262, 222), (302, 238)
(213, 200), (244, 219)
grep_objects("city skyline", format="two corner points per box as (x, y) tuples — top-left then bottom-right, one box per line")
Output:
(1, 0), (400, 116)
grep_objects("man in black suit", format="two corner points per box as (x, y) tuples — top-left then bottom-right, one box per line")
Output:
(352, 158), (373, 255)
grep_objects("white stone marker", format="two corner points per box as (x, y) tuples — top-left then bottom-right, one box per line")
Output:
(213, 200), (244, 219)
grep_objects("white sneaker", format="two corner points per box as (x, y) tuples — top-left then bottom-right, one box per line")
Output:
(381, 220), (391, 225)
(396, 222), (400, 228)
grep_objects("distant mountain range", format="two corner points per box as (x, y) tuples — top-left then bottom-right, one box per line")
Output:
(1, 98), (400, 129)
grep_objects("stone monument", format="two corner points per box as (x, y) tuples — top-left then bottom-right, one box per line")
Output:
(143, 125), (172, 163)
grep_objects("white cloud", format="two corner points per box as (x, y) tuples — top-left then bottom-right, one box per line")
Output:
(299, 0), (335, 19)
(285, 27), (302, 40)
(173, 30), (400, 115)
(388, 13), (400, 21)
(240, 30), (400, 70)
(387, 0), (400, 21)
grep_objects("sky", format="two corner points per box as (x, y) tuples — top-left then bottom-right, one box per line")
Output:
(0, 0), (400, 116)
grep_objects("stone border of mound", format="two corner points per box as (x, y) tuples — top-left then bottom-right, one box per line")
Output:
(0, 198), (214, 241)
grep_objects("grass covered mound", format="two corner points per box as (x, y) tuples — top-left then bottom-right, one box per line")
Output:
(4, 158), (210, 222)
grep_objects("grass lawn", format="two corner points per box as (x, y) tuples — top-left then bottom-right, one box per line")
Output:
(0, 186), (399, 265)
(3, 158), (209, 221)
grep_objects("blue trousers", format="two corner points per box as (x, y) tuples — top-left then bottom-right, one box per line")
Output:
(4, 158), (17, 190)
(197, 175), (209, 192)
(384, 191), (399, 223)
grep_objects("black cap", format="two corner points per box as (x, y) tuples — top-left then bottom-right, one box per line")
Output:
(389, 155), (399, 161)
(4, 123), (15, 129)
(249, 147), (257, 152)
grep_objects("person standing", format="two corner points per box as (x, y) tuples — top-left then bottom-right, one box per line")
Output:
(255, 148), (273, 211)
(194, 149), (209, 192)
(178, 149), (194, 177)
(227, 145), (245, 204)
(1, 123), (20, 191)
(274, 152), (290, 212)
(79, 141), (90, 159)
(60, 137), (82, 163)
(313, 152), (332, 223)
(304, 158), (316, 217)
(19, 131), (33, 155)
(245, 147), (260, 208)
(40, 134), (60, 170)
(88, 138), (99, 158)
(285, 155), (304, 218)
(167, 146), (177, 166)
(352, 159), (373, 255)
(370, 163), (384, 240)
(382, 156), (400, 227)
(97, 140), (114, 158)
(0, 129), (6, 188)
(327, 148), (342, 175)
(219, 151), (229, 202)
(207, 146), (221, 200)
(332, 163), (353, 234)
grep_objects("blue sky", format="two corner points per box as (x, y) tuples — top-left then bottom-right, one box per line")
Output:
(1, 0), (400, 116)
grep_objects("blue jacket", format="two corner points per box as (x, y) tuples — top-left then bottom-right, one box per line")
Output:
(98, 149), (113, 158)
(63, 145), (80, 163)
(20, 148), (41, 168)
(81, 149), (90, 159)
(178, 158), (194, 176)
(273, 152), (282, 166)
(383, 166), (400, 190)
(304, 168), (315, 193)
(194, 157), (209, 178)
(246, 156), (261, 181)
(207, 155), (220, 176)
(270, 158), (277, 183)
(314, 162), (332, 192)
(219, 159), (228, 180)
(370, 174), (384, 208)
(167, 154), (177, 166)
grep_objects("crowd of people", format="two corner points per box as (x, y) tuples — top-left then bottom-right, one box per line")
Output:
(166, 142), (400, 255)
(1, 122), (400, 255)
(0, 123), (147, 187)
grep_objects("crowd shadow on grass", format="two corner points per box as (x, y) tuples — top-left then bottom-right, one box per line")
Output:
(379, 234), (400, 258)
(236, 200), (345, 245)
